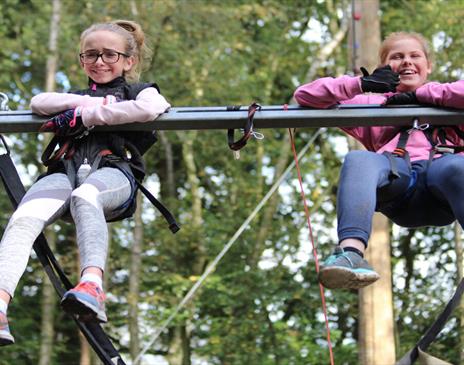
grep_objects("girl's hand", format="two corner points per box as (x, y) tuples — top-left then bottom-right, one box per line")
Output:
(39, 108), (88, 137)
(384, 91), (418, 105)
(360, 65), (400, 93)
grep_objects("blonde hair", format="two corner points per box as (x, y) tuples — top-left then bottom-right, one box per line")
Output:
(379, 32), (433, 66)
(80, 20), (152, 82)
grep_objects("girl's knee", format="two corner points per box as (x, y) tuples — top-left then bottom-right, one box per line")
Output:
(431, 157), (464, 188)
(442, 158), (464, 178)
(342, 151), (388, 176)
(343, 150), (378, 168)
(70, 184), (100, 210)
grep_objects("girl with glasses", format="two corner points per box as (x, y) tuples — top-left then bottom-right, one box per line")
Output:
(0, 19), (170, 345)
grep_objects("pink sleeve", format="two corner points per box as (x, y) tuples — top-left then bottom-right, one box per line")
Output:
(416, 81), (464, 109)
(81, 87), (170, 127)
(294, 76), (403, 151)
(293, 76), (363, 108)
(30, 93), (105, 115)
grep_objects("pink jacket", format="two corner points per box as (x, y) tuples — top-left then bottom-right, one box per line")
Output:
(294, 76), (464, 161)
(30, 87), (170, 128)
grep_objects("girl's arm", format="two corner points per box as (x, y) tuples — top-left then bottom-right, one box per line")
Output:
(416, 81), (464, 109)
(294, 76), (401, 151)
(31, 88), (170, 127)
(293, 76), (363, 108)
(30, 93), (105, 115)
(80, 87), (170, 127)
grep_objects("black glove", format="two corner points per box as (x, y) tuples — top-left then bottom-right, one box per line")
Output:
(39, 108), (87, 137)
(360, 65), (400, 93)
(384, 91), (418, 105)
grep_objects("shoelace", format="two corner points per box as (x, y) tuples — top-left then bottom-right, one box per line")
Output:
(339, 253), (355, 267)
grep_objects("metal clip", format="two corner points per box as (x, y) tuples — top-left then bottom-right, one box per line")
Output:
(251, 131), (264, 140)
(434, 145), (455, 154)
(408, 118), (429, 134)
(0, 93), (10, 111)
(75, 125), (95, 139)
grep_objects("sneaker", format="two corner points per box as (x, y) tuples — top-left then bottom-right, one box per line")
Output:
(318, 246), (380, 289)
(61, 281), (107, 323)
(0, 311), (14, 346)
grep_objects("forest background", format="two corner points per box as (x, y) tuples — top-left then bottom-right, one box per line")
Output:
(1, 0), (464, 364)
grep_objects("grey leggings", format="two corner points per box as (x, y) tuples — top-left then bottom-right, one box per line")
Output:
(0, 166), (131, 297)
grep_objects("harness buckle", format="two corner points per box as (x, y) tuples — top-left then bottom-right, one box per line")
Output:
(393, 147), (406, 157)
(408, 118), (429, 134)
(434, 145), (458, 154)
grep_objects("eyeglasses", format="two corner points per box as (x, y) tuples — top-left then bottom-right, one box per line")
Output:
(79, 50), (129, 64)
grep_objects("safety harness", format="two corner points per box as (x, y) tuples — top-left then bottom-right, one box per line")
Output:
(387, 118), (464, 175)
(385, 118), (464, 364)
(41, 77), (179, 233)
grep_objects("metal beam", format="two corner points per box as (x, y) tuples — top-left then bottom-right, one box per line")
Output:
(0, 104), (463, 133)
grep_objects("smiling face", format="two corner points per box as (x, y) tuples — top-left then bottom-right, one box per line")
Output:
(80, 30), (135, 84)
(385, 37), (432, 92)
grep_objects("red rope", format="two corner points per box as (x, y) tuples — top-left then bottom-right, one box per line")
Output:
(288, 128), (335, 365)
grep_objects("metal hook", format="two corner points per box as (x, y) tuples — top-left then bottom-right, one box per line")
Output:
(408, 117), (429, 134)
(0, 93), (10, 111)
(251, 131), (264, 140)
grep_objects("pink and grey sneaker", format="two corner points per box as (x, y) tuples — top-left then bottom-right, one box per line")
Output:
(0, 311), (14, 346)
(61, 281), (107, 323)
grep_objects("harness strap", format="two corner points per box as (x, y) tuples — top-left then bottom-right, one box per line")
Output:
(104, 155), (180, 234)
(391, 121), (464, 171)
(41, 136), (72, 166)
(228, 102), (261, 151)
(395, 277), (464, 365)
(0, 135), (125, 365)
(386, 128), (412, 180)
(135, 181), (180, 233)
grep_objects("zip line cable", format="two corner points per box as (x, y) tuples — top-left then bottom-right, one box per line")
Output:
(133, 128), (325, 364)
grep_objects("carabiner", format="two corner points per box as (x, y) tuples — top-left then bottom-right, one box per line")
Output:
(0, 93), (10, 111)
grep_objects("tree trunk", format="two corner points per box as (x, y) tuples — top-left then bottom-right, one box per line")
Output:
(164, 131), (204, 365)
(129, 192), (143, 360)
(125, 0), (143, 360)
(359, 213), (395, 364)
(39, 230), (57, 365)
(454, 223), (464, 363)
(39, 1), (60, 364)
(159, 131), (176, 198)
(248, 134), (291, 268)
(44, 0), (60, 93)
(354, 1), (396, 364)
(80, 331), (91, 365)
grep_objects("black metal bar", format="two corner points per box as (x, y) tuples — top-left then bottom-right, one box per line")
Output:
(1, 105), (464, 132)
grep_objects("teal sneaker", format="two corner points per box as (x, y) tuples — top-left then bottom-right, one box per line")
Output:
(0, 311), (14, 346)
(318, 246), (380, 289)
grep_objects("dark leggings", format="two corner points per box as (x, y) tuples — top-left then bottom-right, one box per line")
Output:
(337, 151), (462, 246)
